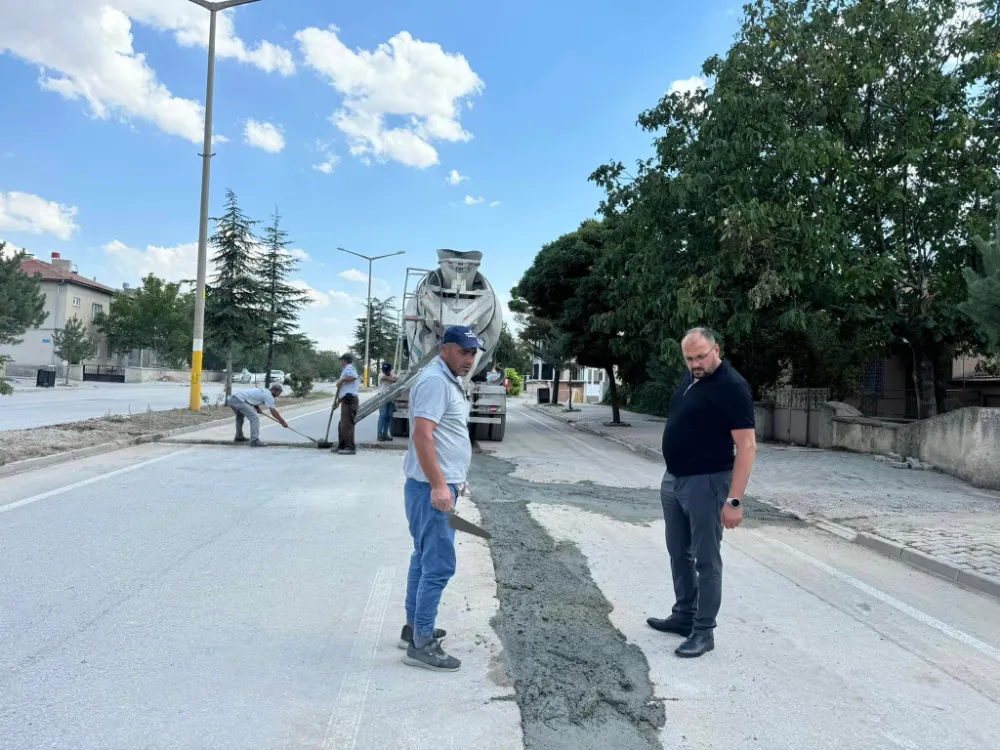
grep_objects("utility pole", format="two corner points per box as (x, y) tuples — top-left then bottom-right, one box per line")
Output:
(337, 248), (405, 388)
(186, 0), (262, 412)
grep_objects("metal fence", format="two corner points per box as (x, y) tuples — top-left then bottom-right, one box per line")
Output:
(82, 365), (126, 383)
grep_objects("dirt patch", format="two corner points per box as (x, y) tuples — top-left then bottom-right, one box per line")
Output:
(0, 394), (328, 467)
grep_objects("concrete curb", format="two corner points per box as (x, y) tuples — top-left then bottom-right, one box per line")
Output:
(0, 399), (332, 480)
(523, 402), (1000, 601)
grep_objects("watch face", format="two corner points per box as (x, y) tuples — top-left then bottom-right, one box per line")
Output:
(730, 498), (740, 507)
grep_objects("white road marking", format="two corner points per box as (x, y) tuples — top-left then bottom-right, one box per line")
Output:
(0, 449), (192, 515)
(514, 407), (615, 460)
(753, 531), (1000, 663)
(322, 566), (395, 750)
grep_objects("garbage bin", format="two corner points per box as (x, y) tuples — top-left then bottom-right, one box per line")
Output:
(537, 387), (550, 404)
(36, 368), (56, 388)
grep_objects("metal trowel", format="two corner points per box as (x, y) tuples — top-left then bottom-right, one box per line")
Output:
(449, 510), (491, 539)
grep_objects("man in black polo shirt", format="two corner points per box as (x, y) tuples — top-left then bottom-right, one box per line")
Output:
(647, 327), (757, 657)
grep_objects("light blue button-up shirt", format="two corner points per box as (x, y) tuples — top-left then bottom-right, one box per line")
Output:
(338, 364), (360, 399)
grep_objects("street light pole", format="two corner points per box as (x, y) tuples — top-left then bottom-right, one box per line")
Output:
(338, 248), (406, 388)
(186, 0), (262, 412)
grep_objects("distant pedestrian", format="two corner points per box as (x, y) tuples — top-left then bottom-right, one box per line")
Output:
(334, 354), (360, 455)
(228, 383), (288, 447)
(486, 364), (502, 385)
(399, 325), (484, 672)
(647, 327), (756, 658)
(377, 362), (398, 442)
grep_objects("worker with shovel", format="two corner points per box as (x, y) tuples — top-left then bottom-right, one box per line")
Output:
(228, 383), (288, 447)
(334, 353), (360, 455)
(400, 325), (484, 673)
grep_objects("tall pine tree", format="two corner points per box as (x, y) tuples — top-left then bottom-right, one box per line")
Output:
(259, 209), (310, 386)
(0, 244), (47, 395)
(352, 297), (400, 375)
(206, 189), (260, 398)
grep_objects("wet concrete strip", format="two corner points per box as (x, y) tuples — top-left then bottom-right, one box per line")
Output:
(471, 455), (666, 750)
(468, 455), (801, 750)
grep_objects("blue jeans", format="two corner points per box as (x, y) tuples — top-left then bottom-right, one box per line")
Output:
(404, 479), (458, 638)
(378, 401), (395, 437)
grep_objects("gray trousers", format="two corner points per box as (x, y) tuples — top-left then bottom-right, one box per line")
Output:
(661, 470), (732, 634)
(228, 397), (260, 440)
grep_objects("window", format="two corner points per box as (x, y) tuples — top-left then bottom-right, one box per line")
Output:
(541, 364), (554, 381)
(91, 302), (103, 320)
(72, 297), (81, 307)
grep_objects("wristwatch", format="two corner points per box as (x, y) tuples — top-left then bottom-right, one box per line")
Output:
(726, 497), (741, 508)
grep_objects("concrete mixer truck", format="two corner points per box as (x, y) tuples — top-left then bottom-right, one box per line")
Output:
(353, 249), (508, 441)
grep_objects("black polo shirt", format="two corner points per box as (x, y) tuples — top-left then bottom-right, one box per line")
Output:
(662, 360), (755, 477)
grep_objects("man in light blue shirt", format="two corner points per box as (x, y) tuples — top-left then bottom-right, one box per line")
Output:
(334, 353), (360, 455)
(228, 383), (288, 446)
(399, 325), (483, 673)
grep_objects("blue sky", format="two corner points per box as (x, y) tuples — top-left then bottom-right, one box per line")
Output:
(0, 0), (742, 352)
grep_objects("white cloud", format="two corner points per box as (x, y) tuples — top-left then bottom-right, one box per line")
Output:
(289, 279), (330, 307)
(285, 248), (310, 262)
(103, 239), (202, 282)
(0, 239), (27, 257)
(668, 76), (708, 96)
(2, 152), (13, 159)
(340, 268), (368, 282)
(0, 191), (80, 240)
(213, 134), (230, 145)
(312, 142), (340, 174)
(244, 120), (285, 153)
(447, 169), (468, 185)
(296, 26), (484, 168)
(0, 1), (293, 143)
(464, 195), (484, 205)
(490, 200), (501, 208)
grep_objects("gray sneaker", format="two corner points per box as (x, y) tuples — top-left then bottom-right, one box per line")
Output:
(403, 638), (461, 672)
(338, 448), (356, 455)
(249, 439), (266, 447)
(398, 624), (446, 650)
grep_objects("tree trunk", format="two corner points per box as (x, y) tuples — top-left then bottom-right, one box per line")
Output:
(64, 362), (69, 386)
(606, 365), (621, 424)
(225, 347), (234, 401)
(265, 329), (275, 388)
(910, 344), (938, 420)
(551, 366), (561, 405)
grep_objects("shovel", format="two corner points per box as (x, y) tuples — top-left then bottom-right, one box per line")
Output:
(318, 398), (339, 449)
(262, 414), (322, 445)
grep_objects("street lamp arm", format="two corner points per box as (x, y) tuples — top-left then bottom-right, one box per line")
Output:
(371, 251), (407, 261)
(209, 0), (262, 10)
(337, 247), (373, 262)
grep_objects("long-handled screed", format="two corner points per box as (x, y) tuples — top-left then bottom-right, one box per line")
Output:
(262, 413), (322, 445)
(317, 398), (339, 449)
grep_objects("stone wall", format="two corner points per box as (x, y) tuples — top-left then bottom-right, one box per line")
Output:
(829, 407), (1000, 490)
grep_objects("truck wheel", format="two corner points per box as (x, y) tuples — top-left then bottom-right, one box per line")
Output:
(489, 416), (506, 441)
(472, 423), (490, 441)
(391, 417), (409, 437)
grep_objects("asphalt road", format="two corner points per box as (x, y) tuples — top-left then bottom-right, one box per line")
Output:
(0, 381), (338, 432)
(0, 401), (997, 749)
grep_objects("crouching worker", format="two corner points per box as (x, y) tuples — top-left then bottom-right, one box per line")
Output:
(400, 325), (484, 672)
(228, 383), (288, 446)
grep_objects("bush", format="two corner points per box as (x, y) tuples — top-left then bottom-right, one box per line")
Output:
(504, 368), (523, 396)
(286, 373), (314, 398)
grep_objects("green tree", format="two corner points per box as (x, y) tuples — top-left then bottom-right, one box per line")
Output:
(98, 275), (194, 368)
(512, 219), (628, 422)
(961, 206), (1000, 356)
(312, 350), (343, 381)
(53, 315), (98, 384)
(495, 322), (531, 380)
(592, 0), (994, 417)
(352, 297), (400, 379)
(206, 189), (261, 398)
(0, 244), (47, 395)
(259, 209), (311, 387)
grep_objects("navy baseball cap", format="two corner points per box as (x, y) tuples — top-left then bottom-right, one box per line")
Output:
(442, 325), (485, 350)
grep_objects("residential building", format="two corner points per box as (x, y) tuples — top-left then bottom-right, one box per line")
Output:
(845, 354), (1000, 420)
(0, 252), (116, 376)
(524, 356), (611, 403)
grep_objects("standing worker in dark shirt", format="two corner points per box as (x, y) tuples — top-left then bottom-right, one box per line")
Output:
(648, 327), (757, 658)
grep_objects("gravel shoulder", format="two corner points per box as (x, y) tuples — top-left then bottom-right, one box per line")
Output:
(0, 393), (328, 467)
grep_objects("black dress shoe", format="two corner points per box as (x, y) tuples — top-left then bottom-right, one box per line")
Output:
(675, 633), (714, 658)
(646, 617), (692, 636)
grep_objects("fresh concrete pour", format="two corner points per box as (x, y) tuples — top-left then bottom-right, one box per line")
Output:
(470, 454), (798, 750)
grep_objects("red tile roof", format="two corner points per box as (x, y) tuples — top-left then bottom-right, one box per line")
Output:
(20, 258), (118, 295)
